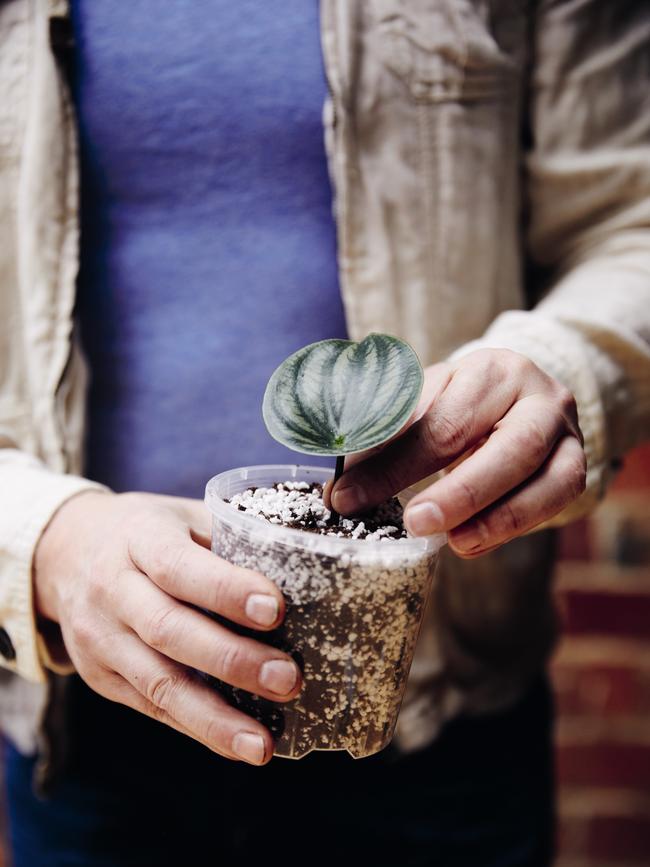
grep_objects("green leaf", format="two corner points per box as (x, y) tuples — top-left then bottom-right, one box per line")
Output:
(262, 333), (423, 456)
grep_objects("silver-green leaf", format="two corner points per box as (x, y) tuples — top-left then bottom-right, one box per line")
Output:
(263, 333), (423, 456)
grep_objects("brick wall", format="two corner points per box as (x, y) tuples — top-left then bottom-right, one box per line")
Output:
(553, 444), (650, 867)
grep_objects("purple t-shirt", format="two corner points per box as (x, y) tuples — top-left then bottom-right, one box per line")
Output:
(73, 0), (347, 496)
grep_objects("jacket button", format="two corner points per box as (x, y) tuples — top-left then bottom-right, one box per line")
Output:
(0, 627), (16, 662)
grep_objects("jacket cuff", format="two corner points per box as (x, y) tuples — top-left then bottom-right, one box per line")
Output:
(0, 457), (107, 683)
(448, 310), (611, 526)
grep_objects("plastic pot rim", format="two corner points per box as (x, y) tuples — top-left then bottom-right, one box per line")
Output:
(205, 463), (447, 559)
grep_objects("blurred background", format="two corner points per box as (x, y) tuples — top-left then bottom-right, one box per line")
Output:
(1, 443), (649, 866)
(553, 442), (650, 866)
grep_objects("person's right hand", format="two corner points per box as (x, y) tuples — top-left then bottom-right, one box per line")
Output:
(33, 490), (302, 765)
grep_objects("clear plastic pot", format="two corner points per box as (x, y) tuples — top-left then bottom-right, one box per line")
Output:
(204, 464), (445, 760)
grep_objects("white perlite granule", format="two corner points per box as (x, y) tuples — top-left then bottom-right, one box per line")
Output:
(227, 481), (407, 541)
(204, 481), (438, 760)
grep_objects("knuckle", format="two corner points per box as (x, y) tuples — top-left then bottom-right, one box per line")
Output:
(425, 411), (470, 458)
(495, 349), (524, 377)
(145, 605), (184, 652)
(71, 615), (96, 652)
(216, 638), (249, 685)
(85, 572), (107, 608)
(156, 543), (188, 591)
(565, 453), (587, 499)
(513, 351), (534, 373)
(146, 670), (187, 710)
(494, 500), (524, 538)
(203, 715), (227, 749)
(449, 475), (479, 514)
(208, 571), (233, 616)
(137, 537), (188, 592)
(555, 385), (578, 420)
(467, 348), (514, 381)
(490, 348), (531, 379)
(511, 421), (550, 472)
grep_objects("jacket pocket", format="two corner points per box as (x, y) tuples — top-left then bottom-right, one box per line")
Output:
(367, 0), (522, 103)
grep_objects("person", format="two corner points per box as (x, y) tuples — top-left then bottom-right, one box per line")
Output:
(0, 1), (648, 864)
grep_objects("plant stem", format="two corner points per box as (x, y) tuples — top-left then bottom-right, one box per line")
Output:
(329, 455), (345, 524)
(334, 455), (345, 486)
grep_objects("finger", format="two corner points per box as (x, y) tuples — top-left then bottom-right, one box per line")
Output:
(403, 394), (568, 535)
(322, 363), (453, 509)
(145, 494), (213, 542)
(93, 668), (220, 750)
(346, 362), (453, 468)
(330, 355), (520, 514)
(448, 435), (587, 556)
(129, 524), (285, 631)
(152, 495), (213, 547)
(108, 634), (275, 765)
(115, 571), (301, 702)
(175, 497), (213, 547)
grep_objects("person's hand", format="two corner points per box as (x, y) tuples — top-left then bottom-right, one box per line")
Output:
(327, 349), (586, 558)
(34, 490), (302, 765)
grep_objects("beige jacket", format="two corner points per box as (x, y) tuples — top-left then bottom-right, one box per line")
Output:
(1, 0), (649, 776)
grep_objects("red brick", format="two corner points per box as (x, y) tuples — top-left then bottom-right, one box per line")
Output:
(553, 637), (650, 863)
(553, 662), (650, 718)
(554, 564), (650, 640)
(559, 590), (650, 640)
(557, 740), (650, 790)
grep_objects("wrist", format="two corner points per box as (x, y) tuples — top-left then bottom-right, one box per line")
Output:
(33, 489), (112, 624)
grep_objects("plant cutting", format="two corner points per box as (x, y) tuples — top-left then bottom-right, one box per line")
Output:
(262, 333), (424, 508)
(204, 334), (445, 759)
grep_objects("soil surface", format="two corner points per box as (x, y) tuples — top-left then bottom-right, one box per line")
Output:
(226, 480), (407, 541)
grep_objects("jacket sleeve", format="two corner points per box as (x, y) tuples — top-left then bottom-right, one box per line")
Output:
(0, 447), (106, 683)
(0, 1), (109, 685)
(450, 0), (650, 525)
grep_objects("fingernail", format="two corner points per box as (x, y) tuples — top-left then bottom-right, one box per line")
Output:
(259, 659), (298, 696)
(245, 594), (279, 627)
(232, 732), (266, 765)
(451, 521), (487, 552)
(405, 502), (444, 536)
(332, 483), (368, 514)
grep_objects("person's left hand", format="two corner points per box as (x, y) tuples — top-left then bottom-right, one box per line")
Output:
(326, 348), (586, 558)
